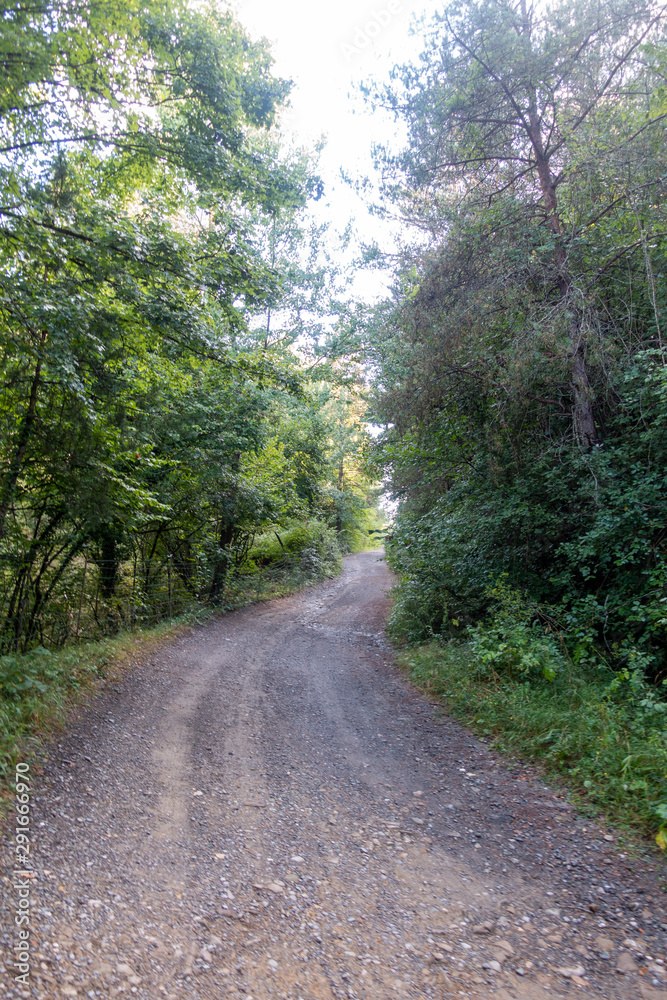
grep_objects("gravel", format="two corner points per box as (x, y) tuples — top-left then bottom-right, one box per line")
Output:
(2, 551), (666, 1000)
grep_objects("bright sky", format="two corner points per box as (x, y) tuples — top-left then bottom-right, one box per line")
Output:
(231, 0), (434, 299)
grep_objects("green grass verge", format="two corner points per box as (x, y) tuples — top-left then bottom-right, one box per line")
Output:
(0, 619), (193, 810)
(400, 641), (667, 845)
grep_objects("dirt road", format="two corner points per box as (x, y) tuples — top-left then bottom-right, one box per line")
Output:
(2, 551), (666, 1000)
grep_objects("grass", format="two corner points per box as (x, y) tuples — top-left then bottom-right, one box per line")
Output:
(399, 640), (667, 846)
(0, 619), (191, 815)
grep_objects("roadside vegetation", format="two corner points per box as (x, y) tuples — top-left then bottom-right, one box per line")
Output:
(363, 0), (667, 843)
(0, 516), (349, 796)
(0, 0), (382, 786)
(398, 605), (667, 841)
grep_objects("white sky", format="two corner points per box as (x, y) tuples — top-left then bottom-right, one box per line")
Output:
(231, 0), (435, 299)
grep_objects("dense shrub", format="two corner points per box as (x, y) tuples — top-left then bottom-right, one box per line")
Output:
(386, 352), (667, 679)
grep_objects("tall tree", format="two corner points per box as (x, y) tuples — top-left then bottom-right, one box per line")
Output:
(370, 0), (665, 447)
(365, 0), (667, 666)
(0, 0), (321, 647)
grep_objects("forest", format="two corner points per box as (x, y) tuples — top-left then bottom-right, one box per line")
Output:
(2, 0), (667, 839)
(0, 0), (378, 657)
(365, 0), (667, 837)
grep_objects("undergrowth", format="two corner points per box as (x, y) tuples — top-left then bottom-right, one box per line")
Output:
(399, 635), (667, 843)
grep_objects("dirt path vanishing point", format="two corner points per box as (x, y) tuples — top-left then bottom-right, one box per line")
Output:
(2, 551), (666, 1000)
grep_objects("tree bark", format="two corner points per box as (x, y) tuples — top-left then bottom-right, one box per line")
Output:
(527, 115), (599, 448)
(209, 451), (241, 605)
(336, 460), (344, 534)
(98, 525), (120, 598)
(0, 329), (47, 543)
(571, 335), (598, 449)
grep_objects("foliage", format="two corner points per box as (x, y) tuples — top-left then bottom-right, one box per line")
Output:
(0, 0), (381, 652)
(467, 580), (565, 683)
(364, 0), (667, 837)
(244, 519), (342, 580)
(367, 0), (667, 662)
(0, 646), (67, 699)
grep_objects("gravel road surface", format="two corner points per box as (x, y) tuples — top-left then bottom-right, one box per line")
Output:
(2, 551), (666, 1000)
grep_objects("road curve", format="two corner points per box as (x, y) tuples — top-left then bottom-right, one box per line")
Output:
(2, 551), (665, 1000)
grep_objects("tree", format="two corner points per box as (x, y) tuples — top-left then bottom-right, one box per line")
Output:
(370, 0), (665, 447)
(0, 0), (315, 647)
(365, 0), (667, 669)
(0, 0), (381, 649)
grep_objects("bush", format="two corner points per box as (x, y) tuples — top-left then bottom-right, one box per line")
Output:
(385, 353), (667, 677)
(468, 580), (565, 683)
(0, 642), (109, 782)
(387, 576), (449, 645)
(246, 520), (341, 577)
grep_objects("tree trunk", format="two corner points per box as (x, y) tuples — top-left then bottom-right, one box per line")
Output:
(336, 460), (344, 534)
(98, 525), (120, 598)
(209, 452), (241, 605)
(528, 119), (598, 448)
(209, 521), (234, 605)
(571, 335), (598, 449)
(0, 329), (47, 543)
